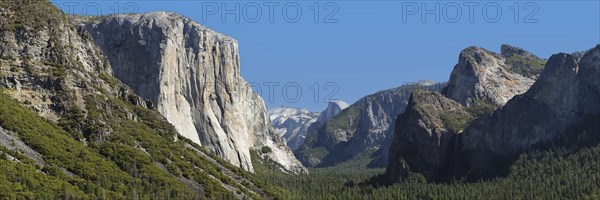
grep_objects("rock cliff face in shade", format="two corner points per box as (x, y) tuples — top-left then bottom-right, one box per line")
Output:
(456, 47), (600, 179)
(386, 45), (546, 182)
(296, 81), (445, 167)
(269, 107), (320, 150)
(386, 91), (469, 180)
(443, 45), (544, 107)
(75, 12), (306, 173)
(386, 45), (600, 183)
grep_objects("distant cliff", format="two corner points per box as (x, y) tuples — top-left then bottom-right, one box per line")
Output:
(384, 45), (600, 183)
(296, 81), (445, 167)
(455, 48), (600, 180)
(270, 101), (348, 151)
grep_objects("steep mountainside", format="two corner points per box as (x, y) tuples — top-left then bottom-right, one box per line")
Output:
(296, 81), (445, 167)
(454, 48), (600, 180)
(0, 1), (291, 198)
(269, 107), (320, 150)
(386, 90), (474, 180)
(385, 46), (600, 183)
(443, 45), (543, 107)
(73, 12), (305, 174)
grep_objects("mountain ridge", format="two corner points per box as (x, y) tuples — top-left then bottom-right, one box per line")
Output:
(296, 80), (446, 168)
(384, 44), (599, 183)
(0, 1), (294, 198)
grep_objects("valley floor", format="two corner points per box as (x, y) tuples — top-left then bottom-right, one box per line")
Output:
(253, 147), (600, 199)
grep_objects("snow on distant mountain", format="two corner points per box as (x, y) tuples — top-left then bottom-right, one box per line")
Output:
(269, 101), (349, 151)
(270, 107), (320, 150)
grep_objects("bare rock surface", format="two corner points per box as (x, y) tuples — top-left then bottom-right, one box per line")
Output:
(75, 12), (306, 173)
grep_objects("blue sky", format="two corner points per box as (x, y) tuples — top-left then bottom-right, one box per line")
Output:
(53, 1), (599, 111)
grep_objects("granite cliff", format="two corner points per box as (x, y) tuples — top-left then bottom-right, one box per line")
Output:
(455, 48), (600, 180)
(384, 45), (600, 183)
(74, 12), (306, 173)
(296, 81), (445, 167)
(0, 1), (287, 198)
(443, 45), (543, 107)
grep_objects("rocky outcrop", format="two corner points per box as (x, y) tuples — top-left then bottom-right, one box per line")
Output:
(0, 0), (147, 126)
(386, 90), (469, 181)
(443, 45), (543, 107)
(270, 107), (320, 150)
(455, 47), (600, 179)
(386, 45), (547, 182)
(296, 81), (445, 167)
(0, 126), (46, 166)
(75, 12), (306, 173)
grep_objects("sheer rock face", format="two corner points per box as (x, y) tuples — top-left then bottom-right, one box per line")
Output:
(76, 12), (306, 173)
(386, 91), (468, 181)
(462, 53), (581, 154)
(443, 46), (538, 107)
(457, 47), (600, 179)
(386, 45), (548, 182)
(296, 81), (445, 167)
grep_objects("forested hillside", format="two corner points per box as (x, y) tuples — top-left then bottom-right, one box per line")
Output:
(0, 0), (288, 198)
(255, 144), (600, 199)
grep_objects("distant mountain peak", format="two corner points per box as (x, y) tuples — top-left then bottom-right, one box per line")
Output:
(416, 79), (436, 86)
(317, 100), (349, 123)
(444, 45), (544, 106)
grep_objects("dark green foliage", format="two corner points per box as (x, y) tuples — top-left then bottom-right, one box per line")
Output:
(0, 0), (290, 199)
(0, 146), (90, 199)
(99, 72), (120, 87)
(81, 93), (236, 199)
(323, 102), (363, 134)
(0, 89), (288, 199)
(261, 146), (272, 154)
(505, 54), (546, 77)
(9, 66), (18, 72)
(441, 100), (496, 133)
(0, 158), (88, 199)
(0, 92), (132, 198)
(50, 63), (68, 78)
(466, 100), (497, 117)
(0, 0), (65, 32)
(440, 110), (473, 133)
(254, 143), (600, 199)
